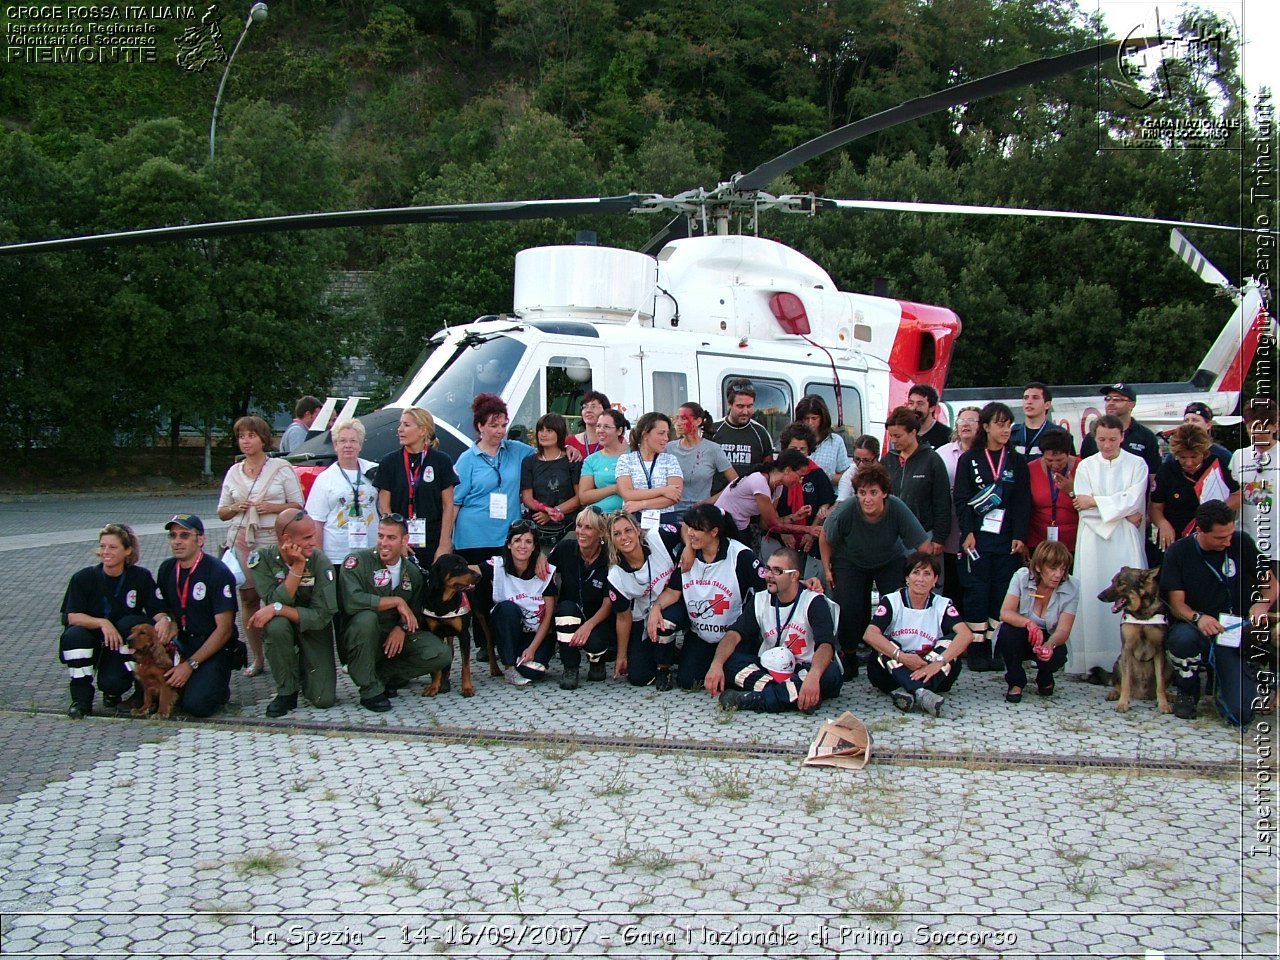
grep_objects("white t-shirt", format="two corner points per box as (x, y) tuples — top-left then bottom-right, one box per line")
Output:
(1230, 443), (1277, 548)
(616, 451), (683, 492)
(305, 458), (379, 565)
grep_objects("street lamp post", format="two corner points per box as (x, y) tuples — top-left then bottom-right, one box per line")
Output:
(209, 2), (269, 161)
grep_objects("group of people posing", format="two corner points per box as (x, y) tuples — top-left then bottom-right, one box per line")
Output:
(59, 380), (1277, 726)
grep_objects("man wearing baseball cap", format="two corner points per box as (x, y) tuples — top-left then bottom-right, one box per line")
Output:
(153, 514), (244, 716)
(1079, 382), (1162, 473)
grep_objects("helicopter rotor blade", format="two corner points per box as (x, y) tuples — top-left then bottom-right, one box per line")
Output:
(734, 37), (1161, 193)
(1170, 228), (1236, 288)
(818, 197), (1249, 233)
(0, 195), (654, 256)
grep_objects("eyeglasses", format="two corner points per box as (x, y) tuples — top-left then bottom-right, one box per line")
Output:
(280, 509), (309, 536)
(765, 566), (799, 576)
(1104, 395), (1132, 404)
(853, 455), (876, 465)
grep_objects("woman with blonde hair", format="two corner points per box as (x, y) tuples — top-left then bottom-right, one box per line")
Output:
(217, 415), (303, 677)
(998, 540), (1079, 701)
(59, 523), (164, 717)
(375, 405), (458, 567)
(545, 507), (614, 687)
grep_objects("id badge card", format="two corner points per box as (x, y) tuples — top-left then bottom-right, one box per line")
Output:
(1216, 613), (1244, 648)
(981, 508), (1006, 534)
(407, 518), (426, 547)
(347, 524), (369, 550)
(1046, 524), (1059, 542)
(640, 508), (661, 531)
(489, 493), (508, 521)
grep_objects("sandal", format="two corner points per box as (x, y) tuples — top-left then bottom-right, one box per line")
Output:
(242, 661), (265, 678)
(1004, 687), (1023, 704)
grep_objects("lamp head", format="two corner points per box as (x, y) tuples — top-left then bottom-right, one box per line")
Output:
(249, 3), (268, 22)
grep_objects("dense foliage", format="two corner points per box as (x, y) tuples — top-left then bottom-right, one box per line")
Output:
(0, 0), (1267, 451)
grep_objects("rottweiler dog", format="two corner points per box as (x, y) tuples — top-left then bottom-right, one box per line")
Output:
(421, 553), (484, 697)
(128, 622), (179, 719)
(1096, 566), (1173, 714)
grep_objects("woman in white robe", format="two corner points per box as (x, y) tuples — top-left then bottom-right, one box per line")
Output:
(1068, 417), (1149, 674)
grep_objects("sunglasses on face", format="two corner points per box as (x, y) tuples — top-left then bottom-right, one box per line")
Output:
(765, 566), (799, 576)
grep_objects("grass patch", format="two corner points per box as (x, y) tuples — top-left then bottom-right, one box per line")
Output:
(708, 768), (752, 801)
(851, 881), (906, 921)
(375, 858), (424, 891)
(612, 845), (681, 873)
(233, 850), (290, 876)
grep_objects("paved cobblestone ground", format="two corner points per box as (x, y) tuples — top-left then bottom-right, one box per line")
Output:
(0, 493), (1275, 957)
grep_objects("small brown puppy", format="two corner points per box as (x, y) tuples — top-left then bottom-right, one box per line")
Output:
(128, 622), (178, 719)
(1097, 566), (1173, 714)
(420, 554), (483, 698)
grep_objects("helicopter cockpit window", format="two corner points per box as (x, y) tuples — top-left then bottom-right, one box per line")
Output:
(414, 335), (526, 439)
(546, 356), (594, 434)
(509, 372), (542, 444)
(722, 376), (792, 450)
(801, 382), (864, 456)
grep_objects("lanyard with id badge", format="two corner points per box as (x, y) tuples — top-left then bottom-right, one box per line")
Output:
(638, 455), (662, 531)
(342, 467), (370, 551)
(403, 449), (428, 547)
(480, 449), (509, 521)
(973, 448), (1007, 534)
(1196, 542), (1243, 646)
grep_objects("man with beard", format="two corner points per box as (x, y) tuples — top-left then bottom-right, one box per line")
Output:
(153, 514), (242, 717)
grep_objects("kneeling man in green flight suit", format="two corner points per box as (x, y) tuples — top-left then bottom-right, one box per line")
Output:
(341, 514), (452, 712)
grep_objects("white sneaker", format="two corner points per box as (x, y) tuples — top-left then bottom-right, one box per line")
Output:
(503, 666), (531, 686)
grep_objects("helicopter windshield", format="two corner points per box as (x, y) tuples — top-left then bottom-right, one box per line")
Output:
(409, 333), (526, 437)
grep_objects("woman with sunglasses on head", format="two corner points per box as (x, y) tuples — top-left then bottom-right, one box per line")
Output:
(578, 409), (630, 515)
(217, 414), (304, 678)
(59, 523), (164, 718)
(521, 413), (581, 551)
(616, 412), (684, 527)
(606, 510), (683, 687)
(645, 505), (766, 691)
(836, 435), (881, 502)
(795, 395), (851, 484)
(482, 519), (558, 686)
(952, 401), (1031, 672)
(375, 406), (458, 568)
(670, 402), (737, 521)
(566, 391), (611, 459)
(547, 507), (614, 688)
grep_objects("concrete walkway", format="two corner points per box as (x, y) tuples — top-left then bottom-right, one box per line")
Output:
(0, 493), (1274, 957)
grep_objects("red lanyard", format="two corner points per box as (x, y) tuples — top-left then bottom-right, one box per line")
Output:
(984, 447), (1007, 484)
(175, 556), (201, 629)
(403, 448), (424, 519)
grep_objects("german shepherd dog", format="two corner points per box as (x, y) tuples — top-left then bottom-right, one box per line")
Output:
(1095, 567), (1173, 714)
(127, 622), (179, 719)
(421, 554), (484, 698)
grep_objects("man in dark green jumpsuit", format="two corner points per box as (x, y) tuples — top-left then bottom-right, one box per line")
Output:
(341, 515), (451, 712)
(248, 508), (337, 718)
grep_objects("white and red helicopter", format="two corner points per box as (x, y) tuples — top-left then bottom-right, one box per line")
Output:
(0, 38), (1268, 488)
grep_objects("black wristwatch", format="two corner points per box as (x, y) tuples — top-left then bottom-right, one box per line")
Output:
(1190, 611), (1202, 624)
